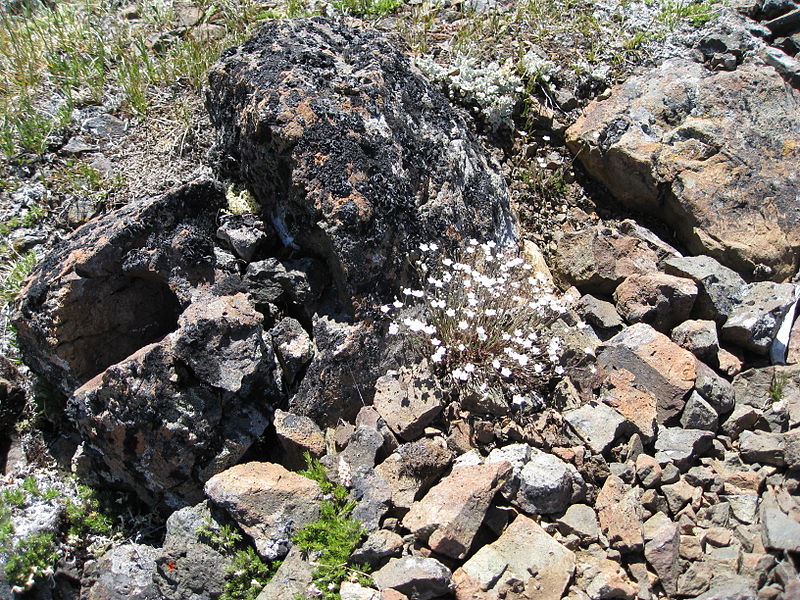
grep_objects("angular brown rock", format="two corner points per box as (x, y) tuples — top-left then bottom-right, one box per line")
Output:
(598, 323), (697, 424)
(402, 461), (512, 559)
(204, 462), (323, 560)
(567, 59), (800, 279)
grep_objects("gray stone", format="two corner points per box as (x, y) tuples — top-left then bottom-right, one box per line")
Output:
(552, 225), (660, 295)
(671, 319), (720, 362)
(760, 506), (800, 551)
(694, 362), (735, 415)
(155, 502), (234, 600)
(574, 552), (639, 600)
(339, 583), (380, 600)
(614, 273), (697, 332)
(664, 255), (747, 324)
(244, 257), (324, 308)
(349, 466), (392, 532)
(642, 512), (680, 596)
(694, 574), (756, 600)
(557, 504), (601, 543)
(84, 543), (161, 600)
(255, 546), (315, 600)
(635, 454), (662, 489)
(82, 114), (127, 138)
(486, 443), (532, 500)
(514, 448), (585, 515)
(350, 529), (403, 566)
(785, 429), (800, 469)
(654, 428), (714, 470)
(739, 430), (785, 466)
(270, 318), (314, 387)
(680, 391), (719, 431)
(677, 562), (712, 597)
(216, 213), (267, 261)
(577, 294), (624, 332)
(722, 282), (797, 355)
(661, 479), (701, 515)
(721, 404), (761, 439)
(564, 401), (627, 454)
(727, 494), (759, 524)
(375, 438), (453, 510)
(373, 363), (443, 441)
(684, 465), (717, 490)
(273, 409), (325, 471)
(338, 426), (386, 473)
(373, 557), (453, 600)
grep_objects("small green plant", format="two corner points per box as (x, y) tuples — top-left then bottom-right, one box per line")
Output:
(21, 476), (42, 498)
(294, 454), (371, 600)
(333, 0), (403, 16)
(0, 249), (36, 307)
(4, 532), (59, 590)
(770, 370), (788, 403)
(65, 484), (114, 538)
(658, 0), (716, 28)
(2, 487), (26, 507)
(197, 518), (277, 600)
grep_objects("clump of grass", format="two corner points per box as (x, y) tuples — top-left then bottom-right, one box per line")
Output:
(333, 0), (403, 16)
(0, 249), (37, 307)
(381, 240), (577, 410)
(196, 519), (278, 600)
(295, 454), (371, 600)
(658, 0), (717, 28)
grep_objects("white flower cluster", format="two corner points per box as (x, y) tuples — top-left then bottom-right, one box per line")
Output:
(381, 239), (570, 406)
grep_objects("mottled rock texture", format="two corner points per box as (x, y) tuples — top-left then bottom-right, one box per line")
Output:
(206, 18), (516, 302)
(567, 58), (800, 280)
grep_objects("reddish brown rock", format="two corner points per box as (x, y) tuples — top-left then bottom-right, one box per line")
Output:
(595, 475), (644, 553)
(403, 461), (512, 559)
(566, 58), (800, 280)
(601, 368), (658, 441)
(273, 409), (326, 471)
(614, 273), (697, 332)
(204, 462), (322, 560)
(552, 225), (660, 295)
(598, 323), (697, 424)
(456, 515), (575, 600)
(574, 552), (638, 600)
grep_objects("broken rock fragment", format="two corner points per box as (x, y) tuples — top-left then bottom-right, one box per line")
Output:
(598, 323), (696, 424)
(402, 461), (512, 559)
(204, 462), (322, 560)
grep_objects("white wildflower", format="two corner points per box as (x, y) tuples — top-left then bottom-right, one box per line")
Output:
(388, 323), (399, 335)
(393, 300), (403, 308)
(380, 305), (391, 313)
(501, 367), (512, 377)
(458, 320), (469, 330)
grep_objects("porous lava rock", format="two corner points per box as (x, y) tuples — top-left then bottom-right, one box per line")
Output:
(69, 293), (280, 508)
(206, 17), (516, 301)
(567, 58), (800, 280)
(13, 180), (281, 508)
(14, 179), (226, 397)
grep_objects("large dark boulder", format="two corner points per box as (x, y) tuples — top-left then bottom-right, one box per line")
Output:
(206, 17), (516, 302)
(13, 181), (281, 508)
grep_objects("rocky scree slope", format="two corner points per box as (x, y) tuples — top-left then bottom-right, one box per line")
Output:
(1, 9), (800, 600)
